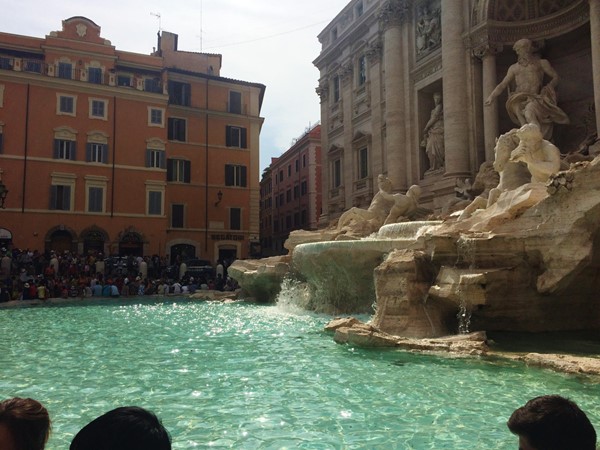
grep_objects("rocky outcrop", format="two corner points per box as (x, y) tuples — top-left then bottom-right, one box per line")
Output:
(227, 256), (290, 303)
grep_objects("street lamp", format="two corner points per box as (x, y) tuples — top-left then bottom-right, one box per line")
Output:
(0, 171), (7, 209)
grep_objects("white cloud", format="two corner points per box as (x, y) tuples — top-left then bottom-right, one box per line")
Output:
(0, 0), (350, 173)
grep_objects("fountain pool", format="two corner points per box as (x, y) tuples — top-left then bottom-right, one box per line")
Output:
(1, 298), (599, 449)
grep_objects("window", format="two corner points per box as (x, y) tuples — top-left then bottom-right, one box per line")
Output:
(50, 185), (72, 211)
(279, 170), (284, 182)
(286, 215), (292, 230)
(332, 75), (341, 103)
(148, 191), (162, 215)
(168, 80), (191, 106)
(288, 165), (291, 176)
(332, 28), (338, 41)
(295, 159), (299, 172)
(58, 95), (75, 115)
(167, 159), (191, 183)
(117, 75), (131, 87)
(275, 196), (279, 208)
(58, 62), (72, 79)
(225, 164), (247, 187)
(146, 149), (166, 169)
(168, 117), (186, 141)
(286, 189), (292, 202)
(358, 56), (367, 86)
(24, 60), (42, 73)
(53, 140), (76, 160)
(278, 193), (284, 206)
(356, 1), (364, 17)
(301, 210), (307, 226)
(225, 125), (247, 148)
(333, 159), (342, 188)
(274, 219), (279, 232)
(171, 204), (184, 228)
(294, 213), (300, 227)
(144, 78), (161, 93)
(230, 207), (241, 230)
(86, 143), (108, 163)
(149, 108), (164, 127)
(88, 67), (102, 84)
(293, 185), (299, 199)
(303, 154), (307, 168)
(87, 187), (103, 212)
(358, 147), (369, 179)
(229, 91), (242, 114)
(89, 99), (107, 119)
(301, 181), (307, 196)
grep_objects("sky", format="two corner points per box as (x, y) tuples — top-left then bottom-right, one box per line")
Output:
(0, 0), (351, 174)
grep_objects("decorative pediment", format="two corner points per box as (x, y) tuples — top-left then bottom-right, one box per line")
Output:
(146, 137), (166, 150)
(328, 143), (344, 155)
(87, 130), (109, 144)
(53, 126), (77, 140)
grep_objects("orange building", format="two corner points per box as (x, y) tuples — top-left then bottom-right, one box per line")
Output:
(259, 124), (321, 255)
(0, 17), (265, 264)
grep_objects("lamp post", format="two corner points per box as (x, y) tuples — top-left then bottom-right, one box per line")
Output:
(0, 170), (8, 209)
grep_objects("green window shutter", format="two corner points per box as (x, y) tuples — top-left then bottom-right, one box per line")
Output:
(225, 126), (232, 147)
(184, 160), (191, 183)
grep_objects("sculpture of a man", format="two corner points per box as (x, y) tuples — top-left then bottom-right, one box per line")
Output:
(421, 92), (445, 171)
(485, 38), (569, 140)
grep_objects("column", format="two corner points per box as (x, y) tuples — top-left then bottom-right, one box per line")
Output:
(441, 1), (470, 177)
(479, 45), (501, 162)
(379, 0), (409, 190)
(590, 0), (600, 133)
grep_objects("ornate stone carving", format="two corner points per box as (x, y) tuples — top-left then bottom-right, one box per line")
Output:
(316, 84), (329, 102)
(378, 0), (410, 30)
(339, 62), (353, 86)
(416, 0), (442, 58)
(365, 39), (383, 64)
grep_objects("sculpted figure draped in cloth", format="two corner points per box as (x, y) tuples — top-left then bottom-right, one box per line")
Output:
(336, 175), (421, 236)
(485, 38), (569, 140)
(421, 92), (445, 171)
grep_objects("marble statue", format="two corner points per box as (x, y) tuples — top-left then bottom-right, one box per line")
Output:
(457, 162), (499, 220)
(384, 185), (422, 225)
(485, 38), (569, 140)
(421, 92), (445, 171)
(335, 175), (423, 237)
(509, 123), (561, 183)
(335, 174), (396, 235)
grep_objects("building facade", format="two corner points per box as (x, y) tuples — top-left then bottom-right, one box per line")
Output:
(0, 17), (265, 263)
(314, 0), (599, 224)
(259, 124), (322, 255)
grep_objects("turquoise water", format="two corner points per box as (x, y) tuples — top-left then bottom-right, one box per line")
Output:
(1, 298), (599, 449)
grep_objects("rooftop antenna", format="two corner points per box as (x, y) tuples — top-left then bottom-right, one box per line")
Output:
(150, 12), (162, 33)
(200, 0), (203, 52)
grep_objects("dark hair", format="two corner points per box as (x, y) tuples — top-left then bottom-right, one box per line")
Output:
(507, 395), (597, 450)
(0, 397), (51, 450)
(70, 406), (171, 450)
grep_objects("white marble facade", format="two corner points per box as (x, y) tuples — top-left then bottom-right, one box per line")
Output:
(314, 0), (598, 225)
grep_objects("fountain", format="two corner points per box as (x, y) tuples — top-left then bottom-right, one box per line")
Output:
(229, 119), (600, 353)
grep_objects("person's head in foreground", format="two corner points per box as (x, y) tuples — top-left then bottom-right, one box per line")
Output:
(0, 397), (51, 450)
(507, 395), (597, 450)
(70, 406), (171, 450)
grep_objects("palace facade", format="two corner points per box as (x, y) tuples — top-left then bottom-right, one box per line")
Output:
(0, 17), (265, 263)
(314, 0), (599, 223)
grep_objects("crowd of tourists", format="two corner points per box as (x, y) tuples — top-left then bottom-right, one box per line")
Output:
(0, 395), (597, 449)
(0, 248), (238, 302)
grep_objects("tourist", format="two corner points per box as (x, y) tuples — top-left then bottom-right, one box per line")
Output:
(70, 406), (171, 450)
(507, 394), (597, 450)
(0, 397), (51, 450)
